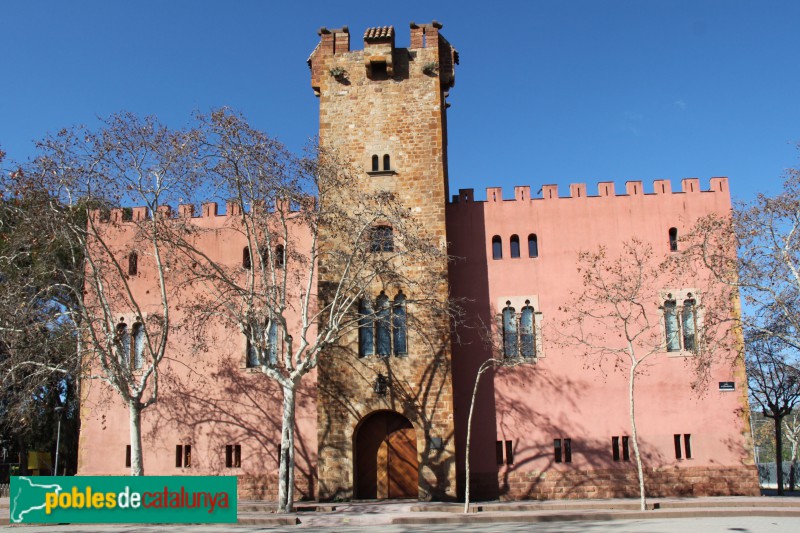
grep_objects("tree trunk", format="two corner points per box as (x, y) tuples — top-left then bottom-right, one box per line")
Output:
(129, 402), (144, 476)
(628, 363), (646, 511)
(464, 361), (490, 513)
(277, 385), (296, 513)
(775, 415), (784, 495)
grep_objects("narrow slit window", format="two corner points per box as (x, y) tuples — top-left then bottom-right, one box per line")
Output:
(564, 438), (572, 463)
(554, 439), (563, 463)
(275, 244), (285, 268)
(371, 155), (379, 172)
(505, 440), (514, 465)
(612, 436), (620, 461)
(674, 434), (682, 459)
(492, 236), (502, 260)
(225, 444), (242, 468)
(684, 434), (692, 459)
(528, 234), (538, 258)
(669, 227), (678, 252)
(243, 247), (251, 269)
(495, 441), (504, 465)
(125, 445), (131, 468)
(175, 445), (183, 467)
(510, 235), (520, 258)
(383, 154), (391, 171)
(358, 298), (375, 357)
(128, 252), (138, 276)
(375, 292), (391, 357)
(184, 444), (192, 468)
(392, 292), (407, 356)
(622, 436), (630, 461)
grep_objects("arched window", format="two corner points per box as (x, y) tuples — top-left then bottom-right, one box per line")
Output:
(520, 301), (535, 357)
(669, 228), (678, 252)
(132, 322), (145, 369)
(370, 226), (394, 252)
(383, 154), (391, 171)
(275, 244), (285, 268)
(492, 236), (503, 260)
(266, 319), (279, 365)
(502, 302), (517, 357)
(510, 235), (521, 258)
(393, 292), (407, 356)
(371, 155), (379, 172)
(528, 234), (539, 258)
(116, 320), (130, 363)
(358, 298), (375, 357)
(681, 299), (696, 352)
(243, 247), (251, 269)
(664, 299), (680, 352)
(375, 292), (391, 357)
(245, 323), (260, 368)
(128, 252), (138, 276)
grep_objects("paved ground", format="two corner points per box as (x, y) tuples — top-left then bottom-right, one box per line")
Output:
(2, 517), (800, 532)
(3, 495), (800, 531)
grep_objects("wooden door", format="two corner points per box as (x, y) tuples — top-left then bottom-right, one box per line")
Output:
(356, 411), (418, 499)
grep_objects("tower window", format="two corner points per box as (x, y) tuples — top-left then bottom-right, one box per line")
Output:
(117, 320), (130, 364)
(370, 226), (394, 252)
(528, 234), (538, 258)
(510, 235), (520, 258)
(492, 236), (502, 259)
(669, 227), (678, 252)
(554, 439), (563, 463)
(176, 444), (191, 468)
(128, 251), (138, 276)
(372, 155), (379, 172)
(502, 303), (518, 357)
(225, 444), (241, 468)
(375, 292), (391, 357)
(383, 154), (391, 171)
(392, 292), (407, 356)
(358, 298), (375, 357)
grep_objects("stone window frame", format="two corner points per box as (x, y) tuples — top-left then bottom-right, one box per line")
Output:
(495, 295), (545, 358)
(659, 288), (701, 357)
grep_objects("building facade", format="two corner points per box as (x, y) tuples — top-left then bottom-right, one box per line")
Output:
(77, 22), (759, 500)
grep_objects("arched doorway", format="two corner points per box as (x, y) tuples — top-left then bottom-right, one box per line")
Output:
(355, 411), (418, 499)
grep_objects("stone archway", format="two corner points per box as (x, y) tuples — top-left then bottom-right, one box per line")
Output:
(354, 410), (418, 499)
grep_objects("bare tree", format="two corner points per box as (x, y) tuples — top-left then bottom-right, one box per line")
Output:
(559, 239), (733, 510)
(167, 109), (450, 512)
(746, 331), (800, 494)
(7, 114), (203, 475)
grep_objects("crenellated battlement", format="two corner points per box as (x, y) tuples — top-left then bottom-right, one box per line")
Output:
(90, 197), (314, 224)
(308, 21), (458, 97)
(450, 177), (729, 205)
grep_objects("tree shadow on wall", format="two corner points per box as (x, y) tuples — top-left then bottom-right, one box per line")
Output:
(316, 337), (458, 502)
(151, 353), (317, 501)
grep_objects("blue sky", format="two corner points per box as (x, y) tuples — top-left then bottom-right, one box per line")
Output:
(2, 0), (799, 203)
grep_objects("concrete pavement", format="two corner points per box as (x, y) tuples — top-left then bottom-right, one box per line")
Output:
(3, 494), (800, 530)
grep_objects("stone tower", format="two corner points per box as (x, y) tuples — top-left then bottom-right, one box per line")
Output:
(308, 22), (459, 500)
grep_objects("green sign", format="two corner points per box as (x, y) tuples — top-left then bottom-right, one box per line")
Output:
(9, 476), (237, 524)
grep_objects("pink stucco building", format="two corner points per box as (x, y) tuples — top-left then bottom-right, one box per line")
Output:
(77, 22), (759, 500)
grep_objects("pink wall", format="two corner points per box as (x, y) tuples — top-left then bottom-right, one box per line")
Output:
(78, 203), (318, 499)
(447, 178), (754, 496)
